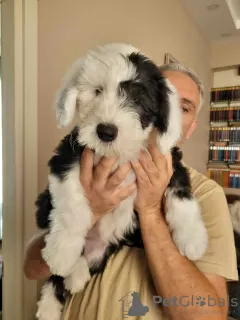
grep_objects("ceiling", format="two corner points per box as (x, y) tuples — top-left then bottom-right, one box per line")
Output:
(181, 0), (240, 44)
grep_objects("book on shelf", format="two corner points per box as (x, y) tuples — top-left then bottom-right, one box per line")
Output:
(211, 86), (240, 102)
(208, 86), (240, 189)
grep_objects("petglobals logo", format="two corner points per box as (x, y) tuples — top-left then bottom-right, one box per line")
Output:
(153, 295), (238, 308)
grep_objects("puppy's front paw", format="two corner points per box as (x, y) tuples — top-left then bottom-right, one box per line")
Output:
(36, 281), (63, 320)
(64, 257), (91, 294)
(172, 222), (208, 261)
(166, 191), (208, 261)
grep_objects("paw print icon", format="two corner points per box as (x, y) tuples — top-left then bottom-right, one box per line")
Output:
(196, 296), (206, 307)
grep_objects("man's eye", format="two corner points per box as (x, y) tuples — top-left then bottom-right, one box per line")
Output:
(181, 106), (190, 113)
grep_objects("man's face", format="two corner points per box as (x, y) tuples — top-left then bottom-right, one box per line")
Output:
(163, 70), (200, 145)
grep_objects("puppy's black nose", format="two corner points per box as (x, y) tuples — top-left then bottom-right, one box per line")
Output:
(96, 123), (118, 142)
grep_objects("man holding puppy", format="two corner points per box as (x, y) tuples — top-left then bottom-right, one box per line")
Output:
(24, 63), (238, 320)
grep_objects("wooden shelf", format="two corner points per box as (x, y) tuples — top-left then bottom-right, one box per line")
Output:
(210, 121), (240, 127)
(224, 188), (240, 195)
(211, 100), (240, 104)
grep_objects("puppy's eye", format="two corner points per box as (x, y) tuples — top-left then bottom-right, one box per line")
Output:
(95, 87), (103, 96)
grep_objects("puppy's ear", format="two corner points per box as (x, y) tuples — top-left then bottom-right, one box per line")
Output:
(156, 79), (182, 155)
(55, 58), (84, 128)
(56, 86), (78, 128)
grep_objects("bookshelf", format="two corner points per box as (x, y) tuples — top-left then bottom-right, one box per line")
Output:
(207, 86), (240, 192)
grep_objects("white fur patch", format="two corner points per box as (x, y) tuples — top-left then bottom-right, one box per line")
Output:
(165, 188), (208, 261)
(36, 282), (63, 320)
(64, 256), (90, 294)
(42, 165), (93, 277)
(229, 201), (240, 234)
(157, 79), (182, 155)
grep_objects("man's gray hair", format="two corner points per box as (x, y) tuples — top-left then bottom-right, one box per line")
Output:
(158, 63), (204, 113)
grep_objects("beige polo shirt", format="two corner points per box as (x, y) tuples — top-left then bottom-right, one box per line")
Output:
(63, 165), (238, 320)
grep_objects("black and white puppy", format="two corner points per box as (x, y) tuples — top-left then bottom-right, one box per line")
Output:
(35, 43), (208, 320)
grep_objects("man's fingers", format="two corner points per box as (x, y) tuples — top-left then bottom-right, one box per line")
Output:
(148, 144), (172, 175)
(80, 148), (94, 187)
(148, 144), (166, 171)
(106, 162), (132, 190)
(138, 150), (160, 184)
(118, 182), (137, 200)
(131, 160), (151, 186)
(93, 155), (118, 186)
(165, 153), (173, 177)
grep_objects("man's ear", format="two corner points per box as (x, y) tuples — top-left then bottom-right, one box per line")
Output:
(185, 120), (198, 140)
(55, 58), (84, 128)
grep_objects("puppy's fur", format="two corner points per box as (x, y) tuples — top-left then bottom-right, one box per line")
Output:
(230, 201), (240, 234)
(35, 43), (208, 320)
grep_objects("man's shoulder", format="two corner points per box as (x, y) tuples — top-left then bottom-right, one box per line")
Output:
(183, 163), (225, 201)
(184, 166), (238, 282)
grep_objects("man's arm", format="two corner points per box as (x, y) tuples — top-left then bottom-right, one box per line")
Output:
(23, 231), (51, 280)
(139, 212), (228, 320)
(23, 215), (100, 281)
(131, 146), (229, 320)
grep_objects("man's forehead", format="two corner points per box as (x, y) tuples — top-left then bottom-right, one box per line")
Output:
(163, 70), (200, 108)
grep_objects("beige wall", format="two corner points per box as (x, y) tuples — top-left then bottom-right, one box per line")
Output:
(211, 41), (240, 69)
(38, 0), (212, 192)
(213, 66), (240, 87)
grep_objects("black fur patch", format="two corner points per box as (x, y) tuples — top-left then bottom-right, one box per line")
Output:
(35, 188), (53, 229)
(48, 275), (68, 305)
(169, 147), (192, 200)
(125, 52), (170, 133)
(48, 126), (85, 181)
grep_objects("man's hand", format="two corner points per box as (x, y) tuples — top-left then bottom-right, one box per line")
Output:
(80, 148), (137, 224)
(131, 144), (173, 216)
